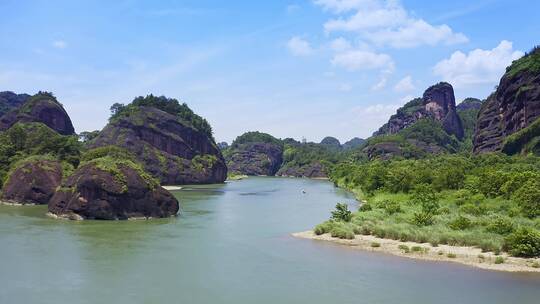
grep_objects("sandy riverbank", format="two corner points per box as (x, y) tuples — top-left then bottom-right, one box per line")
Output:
(293, 230), (540, 273)
(162, 186), (183, 191)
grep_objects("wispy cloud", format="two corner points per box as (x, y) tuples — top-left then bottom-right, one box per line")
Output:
(52, 40), (67, 49)
(287, 36), (314, 56)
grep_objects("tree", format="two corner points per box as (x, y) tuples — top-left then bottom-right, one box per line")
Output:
(78, 130), (100, 143)
(331, 203), (352, 222)
(110, 103), (125, 116)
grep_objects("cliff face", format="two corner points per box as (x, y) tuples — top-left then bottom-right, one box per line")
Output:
(473, 48), (540, 154)
(225, 142), (283, 176)
(90, 106), (227, 185)
(0, 92), (75, 135)
(374, 82), (464, 140)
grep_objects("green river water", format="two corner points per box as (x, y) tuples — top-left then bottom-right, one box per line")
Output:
(1, 177), (540, 303)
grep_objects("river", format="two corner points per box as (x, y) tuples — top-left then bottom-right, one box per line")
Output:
(1, 177), (539, 303)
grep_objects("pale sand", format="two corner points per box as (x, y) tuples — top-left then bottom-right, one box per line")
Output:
(162, 186), (183, 191)
(293, 231), (540, 273)
(0, 200), (36, 206)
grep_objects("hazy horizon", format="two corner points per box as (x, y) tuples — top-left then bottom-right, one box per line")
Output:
(1, 0), (538, 143)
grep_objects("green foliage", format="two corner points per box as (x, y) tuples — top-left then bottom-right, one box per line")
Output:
(0, 122), (81, 184)
(505, 46), (540, 78)
(78, 130), (100, 143)
(411, 211), (434, 227)
(485, 217), (514, 235)
(382, 200), (402, 215)
(331, 203), (352, 222)
(504, 227), (540, 257)
(494, 256), (505, 264)
(81, 146), (136, 163)
(230, 131), (282, 147)
(448, 215), (473, 230)
(502, 117), (540, 156)
(512, 180), (540, 218)
(109, 94), (213, 139)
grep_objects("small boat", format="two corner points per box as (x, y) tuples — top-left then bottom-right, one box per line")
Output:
(301, 189), (306, 194)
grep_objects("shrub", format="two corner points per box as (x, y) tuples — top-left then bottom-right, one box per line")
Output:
(495, 256), (505, 264)
(331, 203), (353, 222)
(532, 262), (540, 268)
(398, 244), (410, 253)
(512, 180), (540, 218)
(330, 225), (355, 240)
(460, 203), (487, 216)
(448, 215), (473, 230)
(314, 221), (334, 235)
(412, 211), (434, 227)
(359, 203), (373, 212)
(411, 246), (423, 252)
(371, 242), (381, 248)
(504, 227), (540, 257)
(447, 253), (457, 258)
(383, 200), (402, 215)
(411, 183), (437, 206)
(485, 217), (514, 235)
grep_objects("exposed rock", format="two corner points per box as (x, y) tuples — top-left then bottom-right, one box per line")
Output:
(0, 91), (30, 117)
(0, 92), (75, 135)
(226, 142), (283, 176)
(320, 136), (341, 148)
(48, 158), (179, 220)
(474, 47), (540, 154)
(276, 162), (327, 178)
(374, 82), (464, 140)
(90, 106), (227, 185)
(342, 137), (365, 150)
(457, 98), (483, 112)
(1, 159), (63, 205)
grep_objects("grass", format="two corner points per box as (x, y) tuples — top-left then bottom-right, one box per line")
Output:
(371, 242), (381, 248)
(447, 253), (457, 258)
(315, 189), (540, 256)
(398, 244), (410, 253)
(495, 256), (505, 264)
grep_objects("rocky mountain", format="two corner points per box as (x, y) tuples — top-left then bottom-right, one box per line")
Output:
(89, 95), (227, 185)
(320, 136), (341, 148)
(224, 132), (284, 176)
(48, 157), (179, 220)
(0, 91), (30, 117)
(374, 82), (464, 140)
(342, 137), (365, 150)
(457, 98), (483, 112)
(364, 83), (464, 160)
(0, 92), (75, 135)
(473, 47), (540, 154)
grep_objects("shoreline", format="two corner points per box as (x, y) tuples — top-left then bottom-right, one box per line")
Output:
(293, 230), (540, 273)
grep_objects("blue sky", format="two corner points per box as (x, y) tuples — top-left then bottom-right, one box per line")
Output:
(0, 0), (538, 143)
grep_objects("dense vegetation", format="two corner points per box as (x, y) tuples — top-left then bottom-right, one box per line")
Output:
(316, 153), (540, 258)
(110, 95), (213, 139)
(0, 122), (81, 183)
(506, 46), (540, 78)
(230, 131), (282, 148)
(502, 117), (540, 155)
(281, 141), (345, 171)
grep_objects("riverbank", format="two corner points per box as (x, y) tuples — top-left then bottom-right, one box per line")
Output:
(293, 231), (540, 273)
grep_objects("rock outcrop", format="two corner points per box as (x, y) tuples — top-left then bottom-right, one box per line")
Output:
(374, 82), (464, 140)
(48, 158), (179, 220)
(0, 91), (30, 117)
(0, 92), (75, 135)
(226, 142), (283, 176)
(1, 159), (63, 205)
(90, 102), (227, 185)
(457, 98), (483, 112)
(276, 162), (327, 178)
(473, 47), (540, 154)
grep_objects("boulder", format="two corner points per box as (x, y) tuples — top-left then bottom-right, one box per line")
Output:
(48, 158), (179, 220)
(1, 159), (63, 205)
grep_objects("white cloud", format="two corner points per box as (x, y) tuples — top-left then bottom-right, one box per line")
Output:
(287, 4), (301, 14)
(371, 75), (388, 90)
(315, 0), (468, 49)
(331, 49), (394, 71)
(330, 37), (352, 52)
(52, 40), (67, 49)
(433, 40), (524, 88)
(394, 75), (415, 92)
(287, 36), (314, 56)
